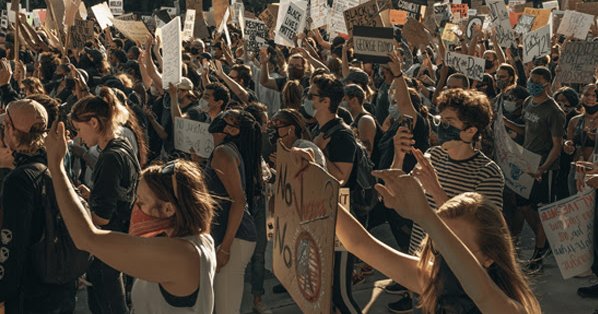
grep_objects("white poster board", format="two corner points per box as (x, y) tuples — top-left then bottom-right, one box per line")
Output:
(557, 10), (594, 40)
(91, 2), (114, 30)
(182, 9), (196, 41)
(445, 51), (485, 81)
(174, 118), (214, 158)
(486, 0), (515, 48)
(329, 0), (360, 36)
(523, 23), (552, 64)
(108, 0), (124, 16)
(310, 0), (329, 29)
(274, 0), (308, 47)
(539, 189), (595, 279)
(161, 17), (182, 88)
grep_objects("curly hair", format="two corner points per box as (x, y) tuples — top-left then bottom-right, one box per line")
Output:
(436, 88), (493, 141)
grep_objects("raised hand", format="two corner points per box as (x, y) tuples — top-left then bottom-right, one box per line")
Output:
(45, 121), (69, 170)
(372, 169), (432, 222)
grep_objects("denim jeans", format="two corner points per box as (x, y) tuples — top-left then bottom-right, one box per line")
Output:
(250, 194), (268, 297)
(87, 259), (129, 314)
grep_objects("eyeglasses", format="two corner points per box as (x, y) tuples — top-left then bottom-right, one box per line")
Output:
(161, 160), (179, 203)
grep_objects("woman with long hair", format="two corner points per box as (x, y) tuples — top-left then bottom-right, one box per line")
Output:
(206, 109), (259, 313)
(68, 89), (141, 314)
(335, 170), (541, 314)
(45, 120), (217, 312)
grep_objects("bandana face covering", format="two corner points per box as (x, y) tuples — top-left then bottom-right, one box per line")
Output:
(129, 206), (173, 238)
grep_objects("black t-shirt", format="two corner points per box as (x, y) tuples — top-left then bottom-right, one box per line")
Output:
(274, 75), (310, 91)
(318, 118), (357, 188)
(377, 112), (430, 172)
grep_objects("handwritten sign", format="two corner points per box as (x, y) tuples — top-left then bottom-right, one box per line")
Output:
(543, 1), (559, 11)
(161, 17), (182, 88)
(451, 3), (469, 22)
(91, 2), (114, 30)
(273, 141), (338, 314)
(396, 0), (422, 20)
(514, 14), (536, 34)
(353, 26), (394, 64)
(330, 0), (360, 35)
(559, 41), (598, 84)
(174, 118), (214, 158)
(493, 114), (542, 199)
(110, 18), (152, 44)
(259, 4), (278, 31)
(403, 17), (433, 49)
(69, 19), (94, 49)
(442, 23), (460, 45)
(576, 2), (598, 17)
(275, 1), (307, 47)
(245, 18), (269, 52)
(213, 0), (228, 31)
(486, 0), (515, 47)
(182, 9), (196, 41)
(108, 0), (123, 16)
(539, 189), (595, 279)
(381, 9), (408, 26)
(523, 8), (552, 30)
(432, 2), (451, 27)
(343, 0), (384, 36)
(523, 23), (551, 63)
(445, 51), (485, 81)
(557, 10), (594, 40)
(466, 15), (485, 39)
(310, 0), (329, 29)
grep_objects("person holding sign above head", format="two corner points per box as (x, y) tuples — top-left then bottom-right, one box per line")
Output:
(44, 120), (217, 313)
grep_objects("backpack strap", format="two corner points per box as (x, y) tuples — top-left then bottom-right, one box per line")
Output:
(322, 121), (348, 139)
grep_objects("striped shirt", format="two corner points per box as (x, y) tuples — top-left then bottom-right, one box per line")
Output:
(408, 146), (505, 254)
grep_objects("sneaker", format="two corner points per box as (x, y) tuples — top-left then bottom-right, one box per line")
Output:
(253, 302), (273, 314)
(385, 282), (408, 295)
(578, 283), (598, 298)
(386, 292), (413, 313)
(272, 284), (287, 294)
(524, 260), (544, 275)
(528, 243), (551, 263)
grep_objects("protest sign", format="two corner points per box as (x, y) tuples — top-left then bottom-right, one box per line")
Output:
(557, 10), (594, 40)
(343, 0), (384, 36)
(441, 23), (460, 45)
(445, 51), (485, 81)
(559, 41), (598, 84)
(523, 8), (552, 30)
(141, 15), (156, 33)
(575, 2), (598, 17)
(310, 0), (328, 29)
(330, 0), (360, 36)
(396, 0), (423, 20)
(161, 17), (182, 88)
(186, 0), (209, 39)
(275, 0), (307, 47)
(493, 115), (542, 199)
(353, 26), (394, 64)
(381, 9), (408, 26)
(543, 1), (559, 10)
(259, 4), (279, 32)
(523, 23), (551, 63)
(182, 9), (196, 41)
(64, 0), (82, 28)
(334, 188), (350, 251)
(273, 141), (338, 314)
(466, 15), (484, 39)
(451, 3), (469, 22)
(486, 0), (515, 47)
(78, 2), (87, 20)
(116, 13), (136, 21)
(69, 19), (94, 49)
(174, 118), (214, 158)
(514, 14), (536, 34)
(432, 2), (451, 27)
(403, 0), (427, 5)
(213, 0), (229, 29)
(109, 0), (123, 16)
(245, 18), (269, 52)
(0, 10), (7, 30)
(539, 189), (595, 279)
(110, 18), (151, 44)
(91, 2), (114, 30)
(403, 17), (432, 49)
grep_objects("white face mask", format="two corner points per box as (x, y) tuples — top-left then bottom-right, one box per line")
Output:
(198, 98), (210, 112)
(503, 100), (518, 113)
(388, 104), (400, 120)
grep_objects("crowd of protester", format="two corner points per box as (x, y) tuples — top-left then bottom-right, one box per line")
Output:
(0, 1), (597, 313)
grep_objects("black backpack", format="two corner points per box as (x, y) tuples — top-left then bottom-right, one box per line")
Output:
(324, 123), (379, 215)
(28, 163), (93, 285)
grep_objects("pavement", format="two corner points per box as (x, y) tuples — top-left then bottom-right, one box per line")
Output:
(75, 222), (598, 314)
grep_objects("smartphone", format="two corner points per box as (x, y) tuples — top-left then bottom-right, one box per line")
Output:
(398, 114), (414, 132)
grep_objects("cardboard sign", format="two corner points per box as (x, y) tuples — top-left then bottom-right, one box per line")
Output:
(213, 0), (229, 30)
(466, 15), (485, 39)
(523, 23), (552, 64)
(116, 13), (136, 21)
(523, 8), (552, 30)
(486, 0), (515, 48)
(382, 9), (408, 26)
(514, 14), (536, 34)
(432, 2), (451, 27)
(396, 0), (423, 20)
(245, 18), (269, 52)
(64, 0), (82, 28)
(275, 0), (308, 47)
(108, 0), (123, 16)
(330, 0), (360, 35)
(576, 2), (598, 17)
(185, 0), (209, 40)
(559, 41), (598, 84)
(543, 0), (559, 11)
(343, 0), (384, 36)
(174, 118), (214, 158)
(445, 51), (485, 81)
(91, 2), (114, 30)
(493, 114), (542, 199)
(161, 17), (182, 88)
(273, 141), (339, 314)
(441, 22), (460, 44)
(402, 17), (432, 49)
(111, 18), (152, 44)
(353, 26), (394, 64)
(69, 19), (94, 49)
(557, 10), (594, 40)
(310, 0), (329, 29)
(539, 189), (595, 279)
(451, 3), (469, 22)
(182, 9), (196, 41)
(334, 188), (350, 251)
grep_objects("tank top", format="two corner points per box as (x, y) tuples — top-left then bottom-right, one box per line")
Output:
(130, 233), (216, 314)
(204, 142), (257, 245)
(573, 116), (597, 149)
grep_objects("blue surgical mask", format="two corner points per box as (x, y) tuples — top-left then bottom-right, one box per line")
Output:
(388, 104), (400, 120)
(437, 121), (465, 144)
(527, 80), (546, 97)
(302, 99), (315, 117)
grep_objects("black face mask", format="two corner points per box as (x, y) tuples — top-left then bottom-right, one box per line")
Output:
(190, 47), (199, 55)
(484, 59), (494, 70)
(584, 104), (598, 115)
(208, 116), (227, 134)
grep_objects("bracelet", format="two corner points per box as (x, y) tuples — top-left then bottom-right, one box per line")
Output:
(394, 72), (403, 78)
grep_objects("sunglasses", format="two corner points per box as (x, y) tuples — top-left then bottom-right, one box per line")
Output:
(161, 160), (179, 203)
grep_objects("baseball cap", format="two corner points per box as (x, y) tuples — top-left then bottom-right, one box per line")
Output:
(1, 99), (48, 133)
(177, 77), (194, 91)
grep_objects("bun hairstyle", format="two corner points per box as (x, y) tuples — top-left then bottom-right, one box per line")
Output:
(70, 87), (129, 136)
